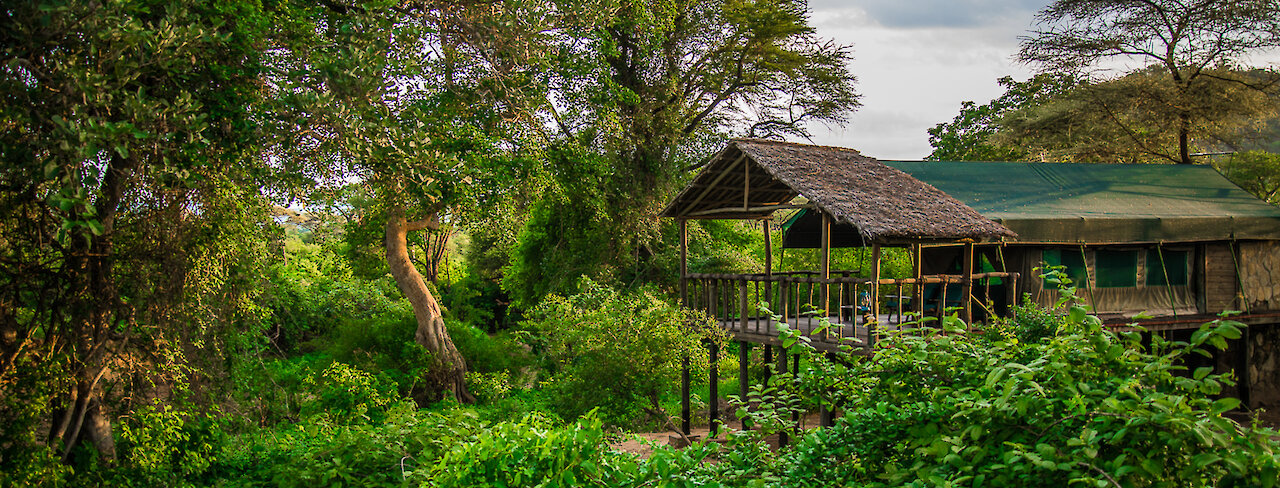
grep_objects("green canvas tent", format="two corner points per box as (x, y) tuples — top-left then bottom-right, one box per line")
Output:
(883, 161), (1280, 244)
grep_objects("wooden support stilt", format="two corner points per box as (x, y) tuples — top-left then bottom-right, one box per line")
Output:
(962, 241), (975, 327)
(709, 341), (719, 438)
(763, 220), (773, 276)
(820, 213), (830, 314)
(679, 219), (688, 305)
(913, 244), (924, 318)
(1239, 329), (1252, 408)
(869, 244), (882, 348)
(790, 353), (800, 431)
(763, 345), (773, 384)
(777, 346), (789, 447)
(681, 356), (691, 435)
(739, 342), (750, 430)
(819, 352), (836, 427)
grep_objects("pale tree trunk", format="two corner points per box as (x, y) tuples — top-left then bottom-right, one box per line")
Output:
(385, 206), (473, 403)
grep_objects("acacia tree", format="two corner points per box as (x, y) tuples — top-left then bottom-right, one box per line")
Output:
(992, 66), (1279, 163)
(1020, 0), (1280, 164)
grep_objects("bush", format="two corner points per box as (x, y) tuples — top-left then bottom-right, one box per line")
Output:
(765, 285), (1280, 487)
(110, 404), (223, 486)
(448, 321), (534, 375)
(527, 279), (725, 429)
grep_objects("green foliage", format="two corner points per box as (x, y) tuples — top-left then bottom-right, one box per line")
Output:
(448, 321), (534, 375)
(926, 74), (1080, 161)
(1020, 0), (1280, 164)
(210, 403), (484, 488)
(421, 413), (630, 486)
(528, 280), (725, 428)
(301, 363), (400, 425)
(1216, 150), (1280, 205)
(769, 291), (1280, 486)
(111, 404), (223, 486)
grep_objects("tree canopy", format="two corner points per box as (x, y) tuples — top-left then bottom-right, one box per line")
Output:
(1019, 0), (1280, 164)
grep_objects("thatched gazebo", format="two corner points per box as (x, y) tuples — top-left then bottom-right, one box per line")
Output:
(660, 139), (1017, 437)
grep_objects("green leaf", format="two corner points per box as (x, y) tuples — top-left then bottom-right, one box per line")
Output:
(1193, 367), (1213, 380)
(1210, 397), (1240, 415)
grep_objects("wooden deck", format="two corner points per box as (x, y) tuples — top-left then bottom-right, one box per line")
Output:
(719, 313), (919, 354)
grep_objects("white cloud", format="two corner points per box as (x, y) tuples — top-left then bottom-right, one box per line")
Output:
(805, 1), (1047, 158)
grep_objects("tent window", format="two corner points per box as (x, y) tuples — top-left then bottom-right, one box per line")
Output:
(1146, 249), (1189, 286)
(1042, 249), (1088, 288)
(1096, 250), (1139, 287)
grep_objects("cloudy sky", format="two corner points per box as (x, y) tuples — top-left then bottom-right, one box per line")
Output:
(804, 0), (1050, 159)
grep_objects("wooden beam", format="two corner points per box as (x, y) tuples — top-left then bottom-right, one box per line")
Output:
(743, 154), (749, 209)
(685, 204), (811, 218)
(683, 153), (746, 213)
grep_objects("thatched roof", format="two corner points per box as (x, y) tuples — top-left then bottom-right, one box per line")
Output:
(661, 139), (1015, 243)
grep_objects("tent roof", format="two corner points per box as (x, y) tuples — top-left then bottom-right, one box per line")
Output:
(661, 139), (1014, 243)
(885, 161), (1280, 243)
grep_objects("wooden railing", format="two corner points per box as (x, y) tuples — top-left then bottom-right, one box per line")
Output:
(683, 271), (1020, 347)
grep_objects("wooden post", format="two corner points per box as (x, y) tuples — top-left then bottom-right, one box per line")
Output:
(1239, 330), (1252, 408)
(819, 353), (836, 427)
(679, 219), (688, 305)
(776, 346), (789, 447)
(709, 341), (720, 438)
(763, 220), (773, 276)
(913, 244), (924, 318)
(681, 356), (691, 435)
(820, 213), (831, 315)
(738, 342), (750, 430)
(869, 244), (881, 348)
(763, 344), (773, 384)
(961, 241), (975, 327)
(791, 353), (800, 431)
(680, 221), (691, 436)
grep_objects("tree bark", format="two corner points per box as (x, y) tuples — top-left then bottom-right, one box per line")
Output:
(1178, 111), (1192, 164)
(385, 206), (473, 403)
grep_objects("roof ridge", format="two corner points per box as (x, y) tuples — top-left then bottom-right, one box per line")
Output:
(731, 138), (865, 156)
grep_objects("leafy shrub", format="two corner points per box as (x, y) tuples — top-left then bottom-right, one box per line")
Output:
(767, 286), (1280, 487)
(320, 309), (435, 393)
(300, 362), (400, 424)
(209, 403), (485, 488)
(416, 412), (631, 486)
(448, 320), (534, 375)
(527, 279), (725, 429)
(112, 404), (222, 485)
(464, 370), (513, 402)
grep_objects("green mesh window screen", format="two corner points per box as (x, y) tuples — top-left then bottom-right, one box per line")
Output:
(1042, 249), (1088, 288)
(1095, 250), (1138, 287)
(1146, 249), (1189, 286)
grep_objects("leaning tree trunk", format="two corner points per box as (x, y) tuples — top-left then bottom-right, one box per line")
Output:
(385, 206), (474, 404)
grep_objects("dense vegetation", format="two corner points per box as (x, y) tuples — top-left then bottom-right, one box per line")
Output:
(3, 0), (1280, 486)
